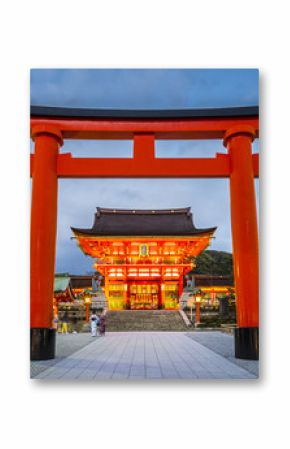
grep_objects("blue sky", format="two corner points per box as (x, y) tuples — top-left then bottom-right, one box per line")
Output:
(30, 69), (259, 274)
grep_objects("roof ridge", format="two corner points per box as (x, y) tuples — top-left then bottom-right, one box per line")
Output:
(96, 207), (191, 215)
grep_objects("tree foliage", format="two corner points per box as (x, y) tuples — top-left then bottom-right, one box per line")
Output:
(193, 250), (233, 281)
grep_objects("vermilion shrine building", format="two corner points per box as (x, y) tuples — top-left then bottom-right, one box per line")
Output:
(30, 105), (259, 361)
(72, 207), (216, 310)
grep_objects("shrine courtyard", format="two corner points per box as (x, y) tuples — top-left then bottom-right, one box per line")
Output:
(31, 331), (258, 380)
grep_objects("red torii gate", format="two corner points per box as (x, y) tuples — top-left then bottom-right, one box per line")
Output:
(30, 106), (259, 360)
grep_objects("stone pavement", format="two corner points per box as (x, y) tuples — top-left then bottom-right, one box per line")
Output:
(30, 333), (94, 378)
(186, 331), (259, 377)
(33, 332), (257, 380)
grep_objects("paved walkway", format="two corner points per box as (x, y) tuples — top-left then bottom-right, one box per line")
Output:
(31, 333), (94, 378)
(186, 331), (259, 376)
(34, 332), (257, 380)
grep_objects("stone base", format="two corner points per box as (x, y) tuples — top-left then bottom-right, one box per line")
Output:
(30, 328), (56, 360)
(235, 327), (259, 360)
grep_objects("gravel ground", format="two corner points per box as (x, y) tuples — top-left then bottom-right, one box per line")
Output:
(186, 331), (259, 377)
(30, 333), (95, 378)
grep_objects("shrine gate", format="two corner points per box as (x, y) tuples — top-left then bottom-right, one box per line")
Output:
(30, 106), (259, 361)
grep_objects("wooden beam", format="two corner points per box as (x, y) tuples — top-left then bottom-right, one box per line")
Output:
(30, 153), (259, 178)
(30, 116), (259, 140)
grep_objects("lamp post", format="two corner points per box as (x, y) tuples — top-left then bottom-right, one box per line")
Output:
(195, 293), (202, 327)
(84, 296), (92, 322)
(188, 298), (194, 322)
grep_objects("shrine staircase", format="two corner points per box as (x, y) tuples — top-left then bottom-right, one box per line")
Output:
(106, 310), (192, 332)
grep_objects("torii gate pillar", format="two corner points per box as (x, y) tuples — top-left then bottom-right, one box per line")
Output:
(224, 126), (259, 360)
(30, 126), (62, 360)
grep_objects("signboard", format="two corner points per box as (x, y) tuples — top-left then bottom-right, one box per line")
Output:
(139, 244), (149, 257)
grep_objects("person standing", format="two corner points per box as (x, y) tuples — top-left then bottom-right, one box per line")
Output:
(61, 311), (69, 334)
(72, 315), (78, 334)
(99, 310), (106, 336)
(90, 311), (99, 337)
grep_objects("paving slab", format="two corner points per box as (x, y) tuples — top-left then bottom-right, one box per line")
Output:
(30, 333), (95, 378)
(33, 332), (257, 380)
(185, 331), (259, 377)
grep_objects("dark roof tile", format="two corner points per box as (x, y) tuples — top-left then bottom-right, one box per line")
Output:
(71, 207), (216, 237)
(31, 105), (259, 119)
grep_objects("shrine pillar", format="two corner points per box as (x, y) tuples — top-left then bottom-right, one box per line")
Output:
(178, 273), (184, 298)
(124, 282), (128, 309)
(161, 275), (165, 309)
(104, 269), (110, 309)
(30, 126), (62, 360)
(224, 126), (259, 360)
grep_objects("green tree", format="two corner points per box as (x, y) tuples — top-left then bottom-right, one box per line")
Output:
(192, 250), (234, 282)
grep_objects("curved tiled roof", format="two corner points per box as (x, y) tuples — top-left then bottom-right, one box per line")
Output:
(71, 207), (217, 237)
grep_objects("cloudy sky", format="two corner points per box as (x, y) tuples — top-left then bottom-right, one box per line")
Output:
(30, 69), (259, 274)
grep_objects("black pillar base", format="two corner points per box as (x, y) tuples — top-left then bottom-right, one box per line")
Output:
(235, 327), (259, 360)
(30, 328), (56, 361)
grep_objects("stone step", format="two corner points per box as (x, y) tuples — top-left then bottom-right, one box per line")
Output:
(106, 310), (191, 331)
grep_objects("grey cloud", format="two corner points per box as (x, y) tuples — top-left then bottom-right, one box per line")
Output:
(30, 69), (259, 274)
